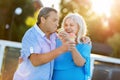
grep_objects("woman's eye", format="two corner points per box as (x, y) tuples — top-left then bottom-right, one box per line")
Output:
(70, 24), (74, 27)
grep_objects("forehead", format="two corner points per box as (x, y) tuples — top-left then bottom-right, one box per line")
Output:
(64, 18), (76, 24)
(47, 11), (58, 18)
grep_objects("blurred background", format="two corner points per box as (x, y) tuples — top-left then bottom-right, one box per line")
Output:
(1, 0), (120, 80)
(0, 0), (120, 58)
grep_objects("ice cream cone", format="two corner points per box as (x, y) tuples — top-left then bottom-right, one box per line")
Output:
(69, 33), (76, 42)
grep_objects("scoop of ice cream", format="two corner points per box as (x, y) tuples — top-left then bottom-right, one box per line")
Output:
(57, 28), (64, 34)
(57, 28), (76, 42)
(69, 33), (76, 42)
(57, 28), (69, 42)
(57, 28), (66, 38)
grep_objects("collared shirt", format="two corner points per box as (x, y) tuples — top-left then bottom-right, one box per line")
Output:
(13, 24), (57, 80)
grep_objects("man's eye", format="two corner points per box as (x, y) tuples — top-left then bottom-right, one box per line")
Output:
(70, 24), (74, 26)
(64, 24), (68, 27)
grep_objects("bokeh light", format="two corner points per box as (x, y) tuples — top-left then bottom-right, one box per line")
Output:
(91, 0), (113, 18)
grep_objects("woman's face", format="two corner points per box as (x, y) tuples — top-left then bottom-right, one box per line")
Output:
(63, 18), (79, 35)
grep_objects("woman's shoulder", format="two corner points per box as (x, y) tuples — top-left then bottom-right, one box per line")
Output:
(79, 36), (92, 46)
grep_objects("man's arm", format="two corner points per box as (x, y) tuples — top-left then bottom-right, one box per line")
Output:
(29, 41), (74, 66)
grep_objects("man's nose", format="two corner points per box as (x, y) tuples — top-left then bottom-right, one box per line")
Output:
(56, 23), (59, 27)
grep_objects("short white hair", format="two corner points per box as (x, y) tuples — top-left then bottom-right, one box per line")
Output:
(61, 13), (87, 43)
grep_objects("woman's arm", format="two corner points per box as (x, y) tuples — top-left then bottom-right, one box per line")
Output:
(70, 36), (91, 66)
(70, 47), (86, 66)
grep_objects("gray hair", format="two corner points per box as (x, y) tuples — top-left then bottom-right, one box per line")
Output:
(61, 13), (87, 43)
(37, 7), (57, 25)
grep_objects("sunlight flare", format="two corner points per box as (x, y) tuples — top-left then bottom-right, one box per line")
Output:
(91, 0), (113, 18)
(40, 0), (60, 12)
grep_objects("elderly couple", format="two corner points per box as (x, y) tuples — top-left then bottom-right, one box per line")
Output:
(13, 7), (92, 80)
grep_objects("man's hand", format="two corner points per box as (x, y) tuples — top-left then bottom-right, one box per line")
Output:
(81, 36), (92, 45)
(62, 41), (76, 51)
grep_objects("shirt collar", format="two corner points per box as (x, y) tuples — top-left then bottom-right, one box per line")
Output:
(34, 24), (45, 37)
(34, 24), (58, 39)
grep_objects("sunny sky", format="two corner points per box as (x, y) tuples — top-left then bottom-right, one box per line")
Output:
(41, 0), (60, 12)
(90, 0), (113, 18)
(40, 0), (115, 28)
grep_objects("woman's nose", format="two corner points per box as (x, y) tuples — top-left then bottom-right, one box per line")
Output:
(66, 26), (71, 29)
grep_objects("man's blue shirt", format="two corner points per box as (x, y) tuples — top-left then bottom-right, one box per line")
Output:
(13, 24), (57, 80)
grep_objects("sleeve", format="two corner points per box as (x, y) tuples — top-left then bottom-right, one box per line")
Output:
(78, 44), (92, 80)
(20, 31), (41, 61)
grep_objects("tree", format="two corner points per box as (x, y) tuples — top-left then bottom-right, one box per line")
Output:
(107, 33), (120, 58)
(59, 0), (120, 44)
(59, 0), (120, 57)
(59, 0), (106, 43)
(0, 0), (35, 42)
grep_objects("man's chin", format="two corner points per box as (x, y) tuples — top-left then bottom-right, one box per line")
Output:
(50, 31), (56, 34)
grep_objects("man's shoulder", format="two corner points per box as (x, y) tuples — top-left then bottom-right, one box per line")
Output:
(22, 27), (36, 40)
(26, 25), (36, 33)
(24, 25), (36, 35)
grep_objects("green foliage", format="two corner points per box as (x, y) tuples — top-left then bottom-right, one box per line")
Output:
(60, 0), (120, 57)
(25, 10), (39, 27)
(107, 33), (120, 58)
(60, 0), (120, 44)
(0, 0), (35, 41)
(59, 0), (106, 42)
(59, 0), (91, 28)
(11, 24), (29, 42)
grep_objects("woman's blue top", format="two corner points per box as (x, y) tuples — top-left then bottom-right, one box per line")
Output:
(52, 39), (92, 80)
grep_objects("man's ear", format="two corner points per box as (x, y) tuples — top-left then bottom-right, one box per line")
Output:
(41, 17), (46, 23)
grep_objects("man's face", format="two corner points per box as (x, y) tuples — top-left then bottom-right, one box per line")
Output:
(44, 11), (59, 34)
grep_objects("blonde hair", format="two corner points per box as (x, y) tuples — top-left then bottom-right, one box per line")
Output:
(61, 13), (87, 43)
